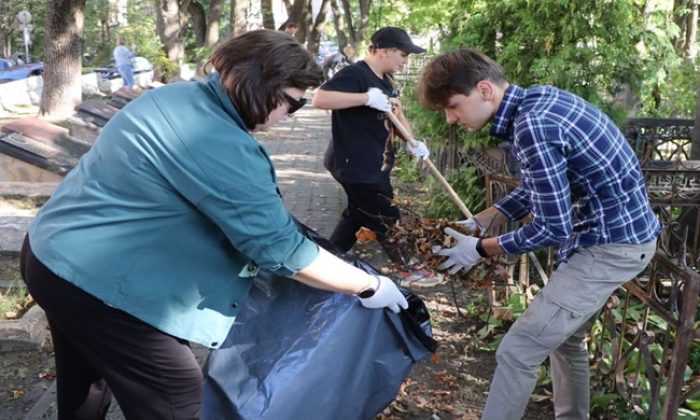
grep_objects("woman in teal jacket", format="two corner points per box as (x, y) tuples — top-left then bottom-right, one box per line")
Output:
(21, 30), (407, 420)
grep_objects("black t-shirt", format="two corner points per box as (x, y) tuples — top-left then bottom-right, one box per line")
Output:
(320, 61), (398, 183)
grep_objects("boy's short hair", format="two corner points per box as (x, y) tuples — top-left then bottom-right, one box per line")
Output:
(418, 48), (506, 109)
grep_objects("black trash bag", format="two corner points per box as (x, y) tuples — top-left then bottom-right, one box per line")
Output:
(202, 222), (437, 420)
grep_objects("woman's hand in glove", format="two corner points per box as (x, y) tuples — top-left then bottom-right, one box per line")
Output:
(357, 275), (408, 313)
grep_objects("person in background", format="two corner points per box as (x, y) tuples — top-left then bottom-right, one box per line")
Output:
(312, 27), (440, 288)
(322, 45), (356, 81)
(418, 48), (659, 419)
(279, 21), (299, 37)
(21, 30), (407, 420)
(113, 37), (135, 88)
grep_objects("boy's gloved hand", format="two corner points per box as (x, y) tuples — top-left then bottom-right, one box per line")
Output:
(365, 88), (391, 112)
(357, 275), (408, 313)
(436, 227), (483, 274)
(457, 217), (483, 234)
(407, 140), (430, 159)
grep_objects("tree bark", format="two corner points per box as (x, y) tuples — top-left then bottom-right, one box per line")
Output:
(40, 0), (86, 119)
(356, 0), (371, 44)
(261, 0), (274, 29)
(206, 0), (223, 46)
(230, 0), (249, 35)
(330, 0), (348, 51)
(288, 0), (309, 39)
(673, 0), (688, 53)
(692, 81), (700, 160)
(686, 0), (698, 58)
(340, 0), (357, 46)
(307, 0), (331, 56)
(155, 0), (184, 64)
(282, 0), (292, 15)
(188, 0), (207, 46)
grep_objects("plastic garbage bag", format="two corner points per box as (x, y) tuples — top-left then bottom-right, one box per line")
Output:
(202, 223), (437, 420)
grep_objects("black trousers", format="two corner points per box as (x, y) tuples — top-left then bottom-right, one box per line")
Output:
(20, 237), (203, 420)
(329, 181), (407, 265)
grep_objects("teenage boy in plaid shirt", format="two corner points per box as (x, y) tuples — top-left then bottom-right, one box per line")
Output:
(418, 48), (660, 419)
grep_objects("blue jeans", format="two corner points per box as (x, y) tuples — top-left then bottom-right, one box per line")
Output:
(118, 64), (134, 88)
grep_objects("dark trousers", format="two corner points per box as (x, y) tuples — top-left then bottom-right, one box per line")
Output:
(20, 237), (203, 420)
(329, 181), (407, 265)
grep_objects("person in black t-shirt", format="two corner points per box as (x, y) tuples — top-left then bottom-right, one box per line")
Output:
(312, 27), (439, 288)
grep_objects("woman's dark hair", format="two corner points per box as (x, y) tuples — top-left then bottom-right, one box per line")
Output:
(208, 29), (323, 129)
(418, 48), (506, 109)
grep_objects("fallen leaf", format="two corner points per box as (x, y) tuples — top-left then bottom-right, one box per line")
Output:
(355, 227), (377, 243)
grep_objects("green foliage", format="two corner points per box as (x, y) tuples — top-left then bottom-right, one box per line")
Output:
(0, 0), (46, 62)
(370, 0), (460, 43)
(447, 0), (679, 122)
(120, 1), (163, 65)
(641, 57), (699, 118)
(152, 54), (179, 81)
(83, 0), (113, 65)
(424, 165), (485, 219)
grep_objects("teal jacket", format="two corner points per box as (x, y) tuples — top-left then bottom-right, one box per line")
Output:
(28, 74), (319, 348)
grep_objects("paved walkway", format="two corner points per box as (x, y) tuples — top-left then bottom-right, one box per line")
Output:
(23, 103), (349, 419)
(257, 105), (346, 237)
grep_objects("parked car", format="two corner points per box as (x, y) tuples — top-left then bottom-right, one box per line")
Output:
(0, 58), (16, 70)
(95, 57), (154, 81)
(0, 62), (43, 83)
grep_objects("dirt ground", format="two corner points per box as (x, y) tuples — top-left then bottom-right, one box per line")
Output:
(352, 242), (555, 420)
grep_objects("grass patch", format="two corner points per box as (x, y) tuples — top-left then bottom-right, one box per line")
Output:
(0, 255), (32, 320)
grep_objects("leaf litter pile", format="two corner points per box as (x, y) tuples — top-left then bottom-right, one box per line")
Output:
(382, 216), (511, 289)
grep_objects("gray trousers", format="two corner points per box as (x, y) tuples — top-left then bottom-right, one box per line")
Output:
(481, 240), (657, 420)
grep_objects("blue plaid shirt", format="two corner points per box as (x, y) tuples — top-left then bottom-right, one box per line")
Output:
(490, 85), (660, 262)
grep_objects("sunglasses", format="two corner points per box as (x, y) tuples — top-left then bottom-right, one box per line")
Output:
(283, 92), (307, 115)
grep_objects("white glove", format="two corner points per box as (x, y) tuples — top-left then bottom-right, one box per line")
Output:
(436, 227), (483, 275)
(365, 88), (391, 112)
(457, 217), (482, 234)
(358, 275), (408, 313)
(407, 140), (430, 159)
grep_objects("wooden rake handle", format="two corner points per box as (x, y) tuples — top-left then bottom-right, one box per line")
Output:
(385, 111), (473, 218)
(386, 112), (550, 284)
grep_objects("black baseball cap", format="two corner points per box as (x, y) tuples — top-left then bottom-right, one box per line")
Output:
(370, 27), (426, 54)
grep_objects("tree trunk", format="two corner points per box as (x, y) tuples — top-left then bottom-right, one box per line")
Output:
(340, 0), (357, 46)
(188, 0), (207, 46)
(40, 0), (86, 120)
(686, 0), (698, 58)
(307, 0), (331, 56)
(673, 0), (688, 53)
(206, 0), (223, 46)
(692, 82), (700, 160)
(155, 0), (184, 64)
(330, 0), (348, 51)
(282, 0), (292, 15)
(261, 0), (274, 29)
(356, 0), (371, 44)
(289, 0), (309, 40)
(230, 0), (249, 35)
(302, 0), (312, 44)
